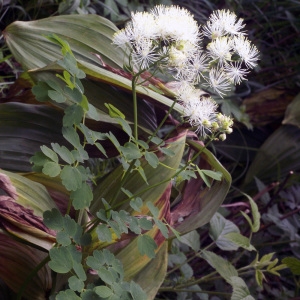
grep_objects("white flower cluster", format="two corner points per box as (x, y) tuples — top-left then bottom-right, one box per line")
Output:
(113, 5), (259, 138)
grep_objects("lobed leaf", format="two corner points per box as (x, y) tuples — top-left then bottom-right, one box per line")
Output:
(48, 247), (73, 273)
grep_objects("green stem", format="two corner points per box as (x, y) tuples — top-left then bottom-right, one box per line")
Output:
(147, 98), (178, 144)
(132, 75), (139, 141)
(112, 141), (210, 210)
(158, 287), (231, 297)
(17, 255), (50, 300)
(167, 242), (215, 276)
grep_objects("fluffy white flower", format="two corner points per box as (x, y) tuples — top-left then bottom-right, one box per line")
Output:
(113, 29), (130, 48)
(202, 10), (245, 39)
(168, 46), (190, 70)
(183, 97), (218, 135)
(132, 39), (158, 70)
(224, 62), (249, 84)
(233, 36), (259, 68)
(152, 5), (200, 44)
(176, 82), (201, 104)
(176, 51), (208, 83)
(202, 20), (224, 40)
(207, 36), (233, 66)
(205, 68), (232, 97)
(130, 12), (158, 41)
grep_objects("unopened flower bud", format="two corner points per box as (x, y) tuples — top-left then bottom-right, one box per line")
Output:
(202, 119), (211, 128)
(225, 127), (233, 134)
(219, 133), (226, 141)
(211, 121), (219, 131)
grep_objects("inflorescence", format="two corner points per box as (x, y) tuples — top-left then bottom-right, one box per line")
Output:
(113, 5), (259, 139)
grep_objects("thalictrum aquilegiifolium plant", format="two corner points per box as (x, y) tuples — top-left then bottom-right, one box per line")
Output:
(0, 4), (262, 300)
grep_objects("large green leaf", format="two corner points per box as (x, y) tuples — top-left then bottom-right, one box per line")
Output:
(78, 60), (184, 115)
(118, 241), (168, 300)
(282, 93), (300, 128)
(0, 102), (65, 172)
(28, 66), (159, 135)
(90, 130), (187, 215)
(0, 232), (52, 299)
(3, 14), (125, 70)
(170, 139), (232, 234)
(243, 125), (300, 187)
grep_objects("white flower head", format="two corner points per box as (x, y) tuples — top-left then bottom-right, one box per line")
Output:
(132, 38), (158, 70)
(113, 29), (130, 48)
(176, 81), (200, 104)
(205, 68), (232, 97)
(176, 50), (209, 83)
(224, 62), (249, 84)
(203, 10), (246, 39)
(233, 36), (259, 68)
(202, 20), (224, 40)
(183, 97), (218, 136)
(207, 36), (233, 66)
(130, 12), (158, 41)
(152, 5), (200, 44)
(168, 45), (190, 70)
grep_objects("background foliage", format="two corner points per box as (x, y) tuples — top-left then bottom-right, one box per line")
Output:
(1, 0), (300, 299)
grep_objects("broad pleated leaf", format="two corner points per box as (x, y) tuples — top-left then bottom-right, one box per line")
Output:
(282, 93), (300, 128)
(23, 173), (72, 216)
(28, 61), (182, 135)
(121, 241), (168, 300)
(3, 14), (125, 70)
(243, 125), (300, 186)
(171, 139), (231, 234)
(0, 232), (52, 299)
(0, 102), (65, 172)
(90, 130), (187, 216)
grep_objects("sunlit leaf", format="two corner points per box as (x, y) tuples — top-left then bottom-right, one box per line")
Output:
(4, 14), (125, 70)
